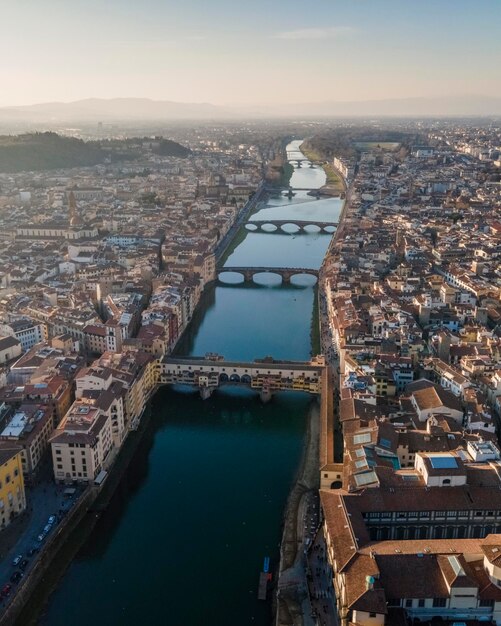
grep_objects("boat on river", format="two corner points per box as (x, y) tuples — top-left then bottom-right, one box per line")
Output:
(258, 556), (272, 600)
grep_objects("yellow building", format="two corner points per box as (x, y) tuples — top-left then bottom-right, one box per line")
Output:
(0, 445), (26, 530)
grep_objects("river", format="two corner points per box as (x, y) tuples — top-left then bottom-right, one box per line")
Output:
(35, 140), (342, 626)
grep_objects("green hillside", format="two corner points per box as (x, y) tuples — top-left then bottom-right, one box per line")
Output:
(0, 132), (104, 172)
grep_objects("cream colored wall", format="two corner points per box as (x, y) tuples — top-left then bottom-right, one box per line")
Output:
(352, 610), (384, 626)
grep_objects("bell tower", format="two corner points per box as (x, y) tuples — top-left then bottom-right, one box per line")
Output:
(68, 191), (83, 226)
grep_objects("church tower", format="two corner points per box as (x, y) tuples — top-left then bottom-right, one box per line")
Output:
(68, 191), (83, 227)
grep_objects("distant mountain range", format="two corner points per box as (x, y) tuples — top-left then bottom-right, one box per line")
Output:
(0, 98), (230, 122)
(0, 95), (500, 122)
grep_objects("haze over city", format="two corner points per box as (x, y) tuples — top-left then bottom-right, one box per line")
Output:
(1, 0), (501, 115)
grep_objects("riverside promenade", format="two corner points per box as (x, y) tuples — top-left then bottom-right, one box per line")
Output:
(214, 180), (266, 262)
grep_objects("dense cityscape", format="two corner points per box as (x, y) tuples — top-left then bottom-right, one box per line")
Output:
(0, 116), (498, 626)
(0, 0), (500, 624)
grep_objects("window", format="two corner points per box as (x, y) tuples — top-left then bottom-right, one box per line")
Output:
(369, 613), (376, 618)
(405, 599), (412, 607)
(418, 599), (425, 607)
(479, 599), (494, 608)
(433, 598), (446, 607)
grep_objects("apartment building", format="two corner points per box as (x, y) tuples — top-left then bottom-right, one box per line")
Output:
(50, 400), (114, 484)
(0, 404), (53, 477)
(0, 446), (26, 531)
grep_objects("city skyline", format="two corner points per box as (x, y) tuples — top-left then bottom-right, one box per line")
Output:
(2, 0), (501, 109)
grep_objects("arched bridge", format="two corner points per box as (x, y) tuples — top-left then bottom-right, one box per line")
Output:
(246, 220), (338, 233)
(217, 266), (319, 284)
(159, 355), (327, 401)
(289, 159), (321, 168)
(264, 186), (324, 199)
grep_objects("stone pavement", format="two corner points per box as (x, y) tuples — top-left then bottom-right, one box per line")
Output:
(0, 460), (83, 609)
(306, 531), (337, 626)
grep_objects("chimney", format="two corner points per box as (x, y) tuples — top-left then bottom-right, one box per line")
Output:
(365, 575), (375, 591)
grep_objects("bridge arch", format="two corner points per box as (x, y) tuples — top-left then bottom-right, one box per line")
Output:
(252, 271), (284, 286)
(303, 224), (321, 234)
(218, 271), (245, 284)
(279, 222), (301, 234)
(289, 272), (318, 286)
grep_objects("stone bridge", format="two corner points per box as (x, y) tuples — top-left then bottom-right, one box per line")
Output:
(289, 159), (320, 168)
(217, 266), (319, 284)
(159, 355), (326, 401)
(246, 220), (338, 233)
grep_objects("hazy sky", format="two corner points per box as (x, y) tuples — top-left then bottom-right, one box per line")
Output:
(2, 0), (500, 106)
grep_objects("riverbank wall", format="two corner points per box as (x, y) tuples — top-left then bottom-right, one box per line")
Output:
(1, 486), (97, 626)
(275, 400), (320, 626)
(9, 399), (157, 626)
(215, 180), (266, 264)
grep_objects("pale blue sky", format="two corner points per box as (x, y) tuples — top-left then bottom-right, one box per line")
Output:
(1, 0), (500, 106)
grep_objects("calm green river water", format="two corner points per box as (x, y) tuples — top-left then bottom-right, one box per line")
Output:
(36, 140), (342, 626)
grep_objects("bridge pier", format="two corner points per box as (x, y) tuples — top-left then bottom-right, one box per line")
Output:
(260, 388), (273, 403)
(199, 386), (214, 400)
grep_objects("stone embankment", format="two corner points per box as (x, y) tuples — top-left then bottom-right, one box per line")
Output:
(275, 401), (320, 626)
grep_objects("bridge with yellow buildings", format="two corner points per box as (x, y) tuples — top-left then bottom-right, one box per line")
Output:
(159, 354), (326, 401)
(159, 354), (336, 486)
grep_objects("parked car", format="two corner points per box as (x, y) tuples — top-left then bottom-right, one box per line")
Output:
(11, 555), (22, 567)
(47, 515), (57, 525)
(10, 572), (22, 584)
(19, 559), (29, 571)
(43, 524), (51, 534)
(27, 547), (39, 557)
(37, 532), (46, 542)
(1, 583), (11, 597)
